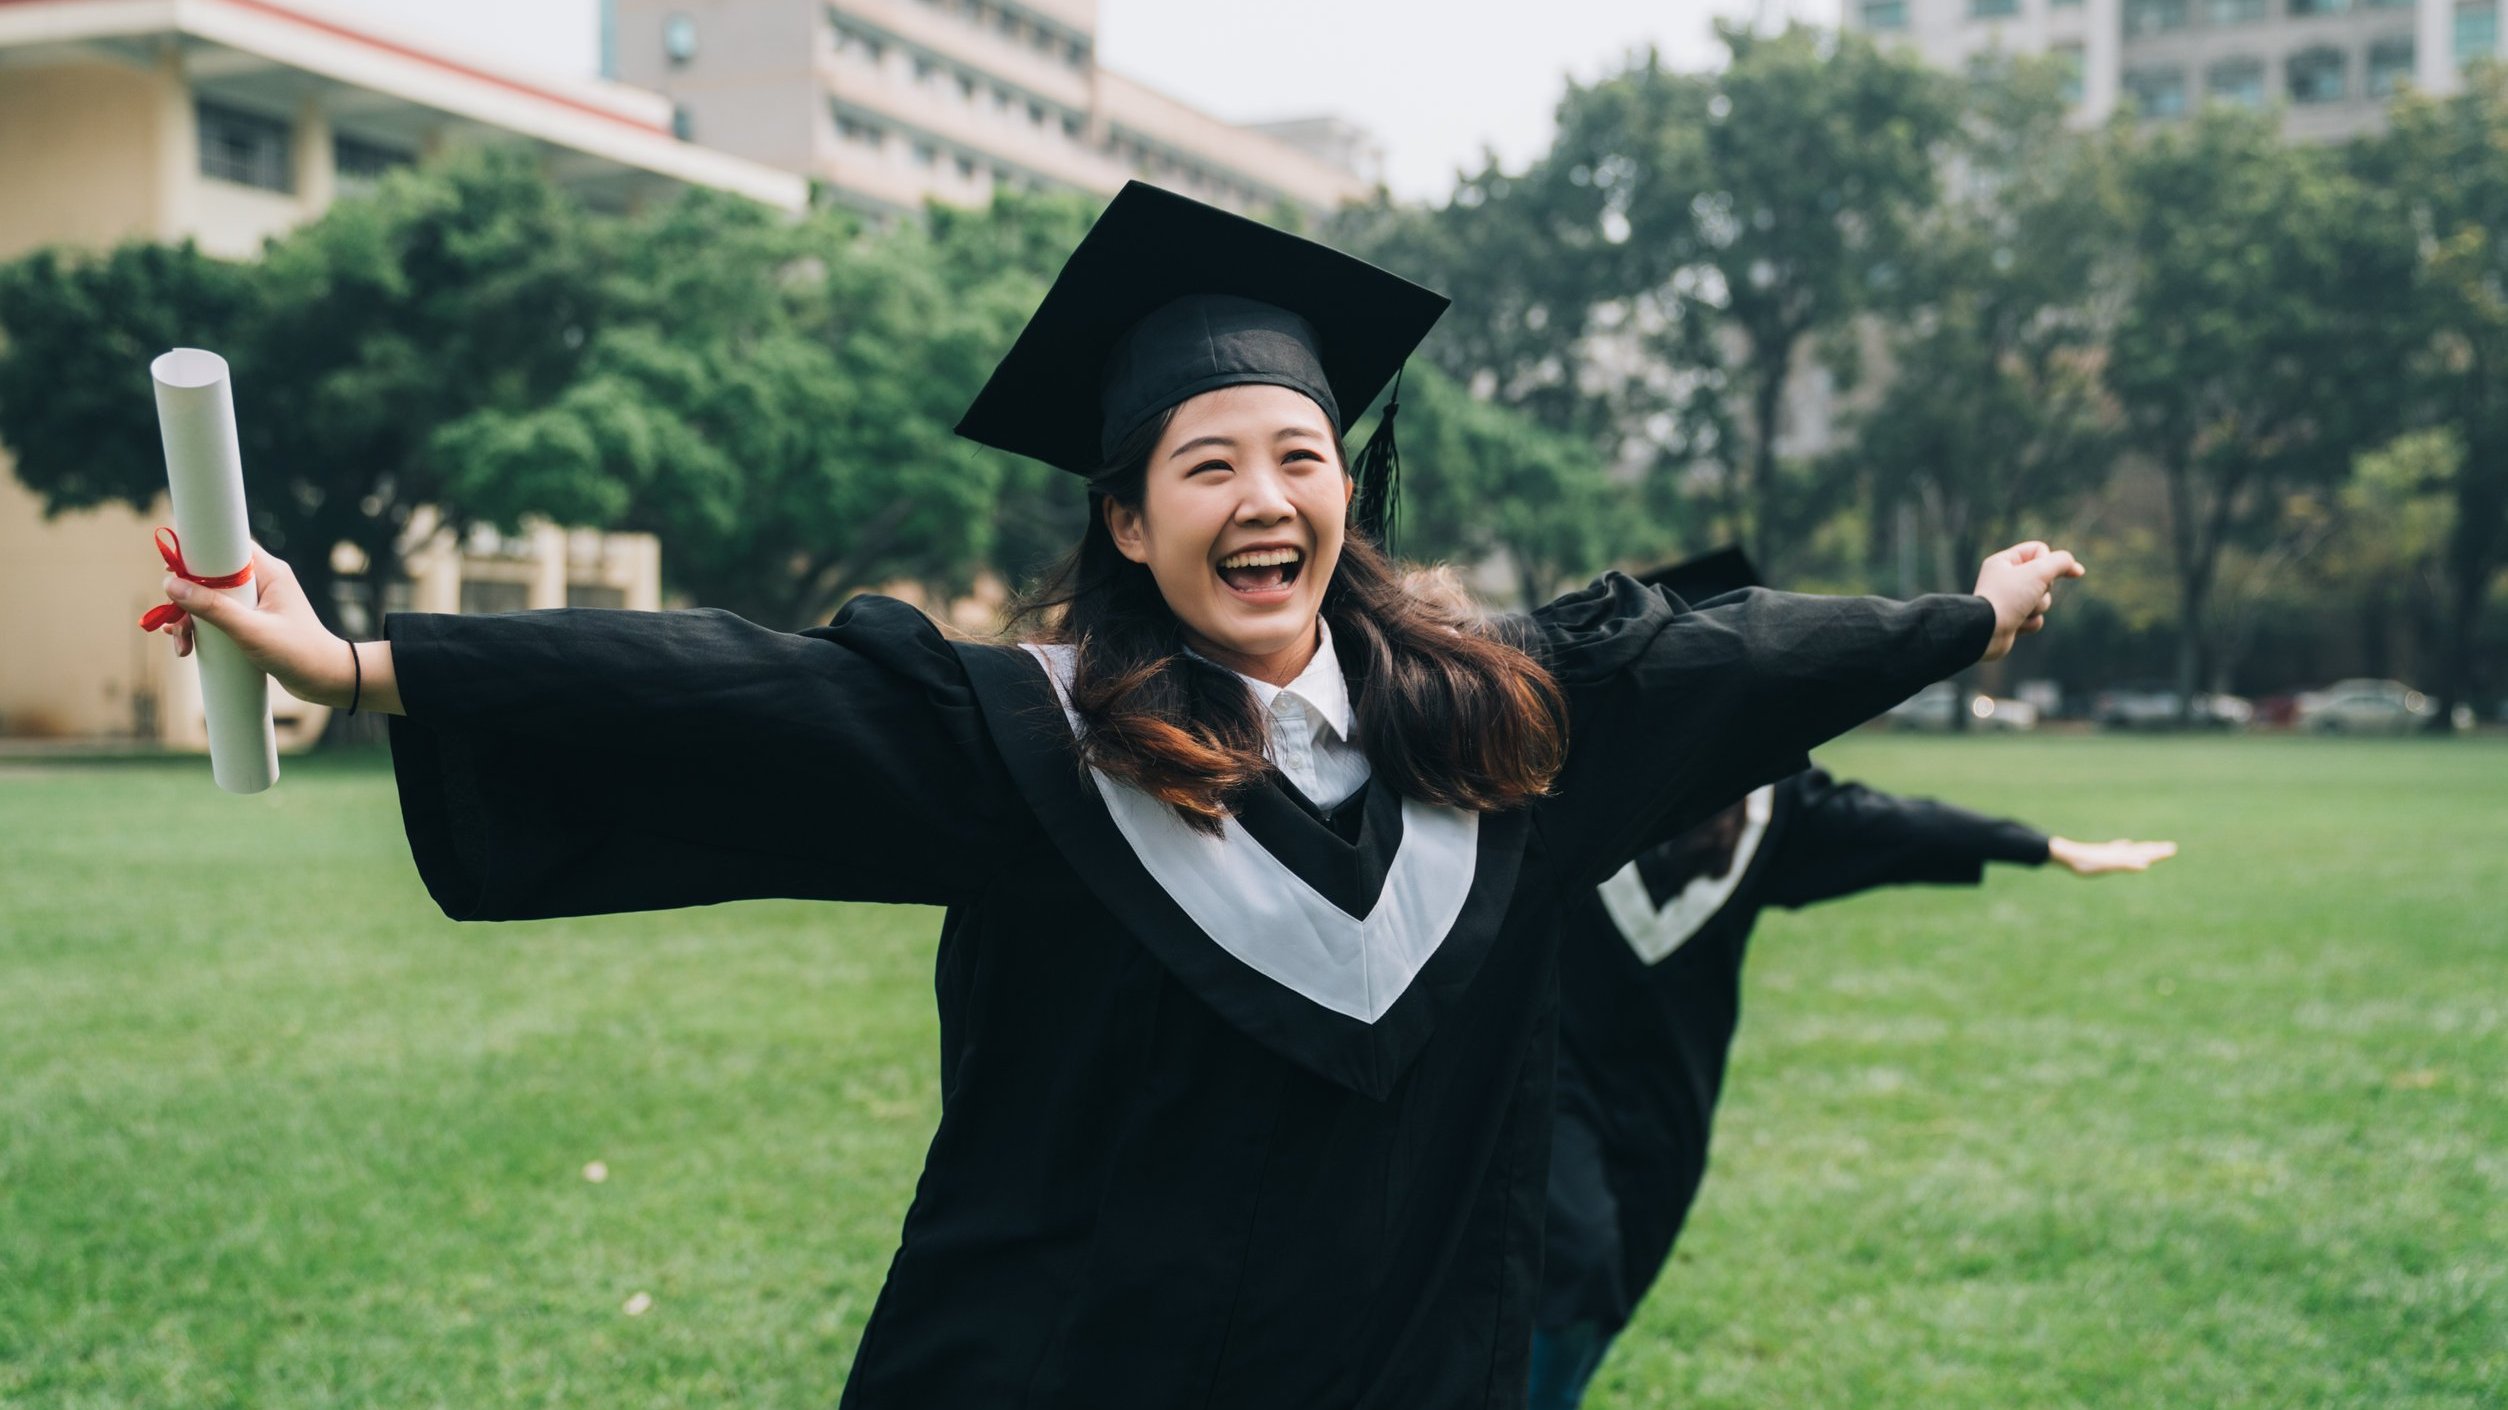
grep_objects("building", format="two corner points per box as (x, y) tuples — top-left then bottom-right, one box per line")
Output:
(0, 0), (809, 745)
(606, 0), (1377, 220)
(1847, 0), (2506, 138)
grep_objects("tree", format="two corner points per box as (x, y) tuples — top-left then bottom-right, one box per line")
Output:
(1379, 363), (1631, 605)
(2103, 107), (2418, 717)
(0, 239), (258, 524)
(926, 192), (1104, 593)
(1537, 24), (1958, 573)
(441, 192), (1020, 629)
(2373, 67), (2508, 726)
(1845, 56), (2121, 718)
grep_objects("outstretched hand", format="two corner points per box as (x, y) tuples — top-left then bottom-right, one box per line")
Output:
(2047, 837), (2177, 877)
(1973, 541), (2085, 662)
(154, 544), (358, 707)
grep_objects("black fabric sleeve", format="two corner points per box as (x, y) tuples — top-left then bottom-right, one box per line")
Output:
(384, 595), (1029, 921)
(1529, 575), (1997, 888)
(1760, 768), (2050, 910)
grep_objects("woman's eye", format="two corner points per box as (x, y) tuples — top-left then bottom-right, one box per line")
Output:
(1189, 460), (1230, 477)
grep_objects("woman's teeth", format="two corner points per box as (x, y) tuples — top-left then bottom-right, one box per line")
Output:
(1219, 548), (1303, 569)
(1217, 547), (1304, 594)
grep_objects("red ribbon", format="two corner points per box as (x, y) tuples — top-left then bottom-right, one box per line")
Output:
(138, 527), (253, 632)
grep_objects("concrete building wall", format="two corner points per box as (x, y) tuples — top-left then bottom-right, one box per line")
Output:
(0, 61), (170, 253)
(614, 0), (1376, 218)
(1850, 0), (2485, 140)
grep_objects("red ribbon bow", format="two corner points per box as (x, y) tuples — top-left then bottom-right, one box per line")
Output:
(138, 527), (253, 632)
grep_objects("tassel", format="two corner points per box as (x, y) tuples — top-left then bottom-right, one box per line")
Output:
(1350, 365), (1406, 551)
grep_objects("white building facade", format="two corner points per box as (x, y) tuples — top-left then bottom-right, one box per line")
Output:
(1847, 0), (2505, 137)
(608, 0), (1378, 219)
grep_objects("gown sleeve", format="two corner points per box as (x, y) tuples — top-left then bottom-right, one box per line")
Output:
(1530, 573), (1996, 886)
(1760, 768), (2050, 909)
(383, 594), (1029, 921)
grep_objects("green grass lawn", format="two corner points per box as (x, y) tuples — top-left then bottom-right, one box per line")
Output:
(1, 736), (2500, 1408)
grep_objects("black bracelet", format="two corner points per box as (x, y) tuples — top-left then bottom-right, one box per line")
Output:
(348, 639), (363, 716)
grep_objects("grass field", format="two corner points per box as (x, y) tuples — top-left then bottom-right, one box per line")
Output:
(1, 736), (2501, 1408)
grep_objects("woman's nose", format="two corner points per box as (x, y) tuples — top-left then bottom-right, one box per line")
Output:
(1235, 468), (1297, 523)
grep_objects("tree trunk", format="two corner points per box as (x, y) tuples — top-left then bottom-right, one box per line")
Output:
(2433, 447), (2503, 732)
(1748, 337), (1792, 574)
(1946, 522), (1979, 733)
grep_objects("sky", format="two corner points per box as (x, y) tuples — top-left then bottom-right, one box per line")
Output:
(322, 0), (1839, 202)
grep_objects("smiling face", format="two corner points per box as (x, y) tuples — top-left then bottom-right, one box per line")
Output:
(1103, 383), (1353, 685)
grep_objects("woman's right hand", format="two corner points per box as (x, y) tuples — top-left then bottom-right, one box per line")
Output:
(155, 545), (358, 708)
(1972, 541), (2085, 662)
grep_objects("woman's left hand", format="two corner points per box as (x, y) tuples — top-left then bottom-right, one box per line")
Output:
(2047, 837), (2177, 876)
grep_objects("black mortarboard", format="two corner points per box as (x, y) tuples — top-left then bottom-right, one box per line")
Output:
(1635, 545), (1761, 604)
(954, 182), (1448, 541)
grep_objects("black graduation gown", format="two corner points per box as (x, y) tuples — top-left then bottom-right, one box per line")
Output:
(1540, 768), (2050, 1335)
(380, 573), (1993, 1409)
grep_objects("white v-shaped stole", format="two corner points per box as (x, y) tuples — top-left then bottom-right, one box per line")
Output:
(1023, 644), (1479, 1024)
(1598, 784), (1776, 965)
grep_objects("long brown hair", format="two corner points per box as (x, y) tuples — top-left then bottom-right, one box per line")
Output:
(1007, 411), (1567, 832)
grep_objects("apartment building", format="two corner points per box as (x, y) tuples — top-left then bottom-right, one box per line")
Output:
(608, 0), (1378, 219)
(0, 0), (807, 745)
(1847, 0), (2504, 137)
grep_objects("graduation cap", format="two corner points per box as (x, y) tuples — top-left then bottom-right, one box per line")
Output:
(1634, 545), (1761, 604)
(954, 182), (1449, 543)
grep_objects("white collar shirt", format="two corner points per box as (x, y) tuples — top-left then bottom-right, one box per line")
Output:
(1200, 618), (1373, 812)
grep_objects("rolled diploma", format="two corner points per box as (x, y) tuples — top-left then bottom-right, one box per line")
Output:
(152, 348), (277, 795)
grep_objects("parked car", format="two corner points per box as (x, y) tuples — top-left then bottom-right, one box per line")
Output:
(2092, 680), (2254, 731)
(2295, 678), (2452, 734)
(1886, 682), (2039, 732)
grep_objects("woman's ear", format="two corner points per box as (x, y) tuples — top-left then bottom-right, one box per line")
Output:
(1103, 495), (1151, 565)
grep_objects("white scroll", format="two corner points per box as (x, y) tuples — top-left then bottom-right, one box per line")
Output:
(152, 348), (278, 795)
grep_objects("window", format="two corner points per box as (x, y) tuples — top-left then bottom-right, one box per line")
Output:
(2055, 42), (2086, 102)
(2206, 0), (2267, 23)
(565, 584), (627, 610)
(2125, 0), (2189, 32)
(663, 13), (697, 65)
(460, 580), (531, 615)
(2459, 2), (2500, 66)
(670, 103), (695, 141)
(956, 154), (978, 179)
(1062, 114), (1083, 138)
(2287, 45), (2347, 101)
(2123, 65), (2189, 116)
(2207, 56), (2267, 105)
(957, 72), (978, 100)
(835, 111), (887, 148)
(2288, 0), (2349, 14)
(197, 101), (291, 192)
(1066, 38), (1088, 67)
(332, 133), (410, 187)
(914, 56), (938, 83)
(2053, 0), (2083, 8)
(2368, 36), (2417, 93)
(912, 141), (937, 168)
(1971, 0), (2019, 16)
(1861, 0), (1910, 27)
